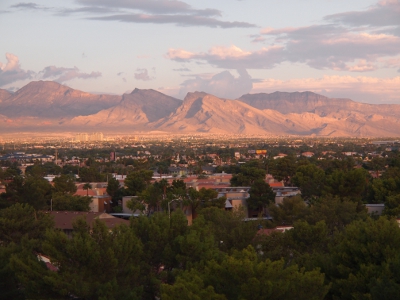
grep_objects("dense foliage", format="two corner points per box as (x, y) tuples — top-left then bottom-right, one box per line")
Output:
(1, 143), (400, 299)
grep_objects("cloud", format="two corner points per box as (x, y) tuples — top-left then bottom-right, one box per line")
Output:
(272, 26), (400, 71)
(10, 2), (51, 11)
(325, 0), (400, 29)
(167, 45), (284, 69)
(134, 68), (154, 81)
(178, 69), (253, 99)
(167, 25), (400, 72)
(40, 66), (101, 82)
(252, 75), (400, 104)
(0, 53), (33, 86)
(165, 2), (400, 72)
(10, 1), (255, 28)
(77, 0), (221, 17)
(89, 13), (255, 28)
(173, 68), (191, 72)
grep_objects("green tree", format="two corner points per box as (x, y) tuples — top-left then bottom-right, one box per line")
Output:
(11, 219), (143, 299)
(184, 187), (225, 219)
(0, 204), (54, 300)
(0, 203), (54, 245)
(53, 174), (77, 194)
(79, 166), (104, 182)
(21, 177), (53, 210)
(383, 194), (400, 217)
(198, 207), (257, 252)
(230, 167), (266, 187)
(327, 217), (400, 300)
(51, 193), (91, 211)
(270, 156), (297, 185)
(323, 168), (370, 201)
(130, 211), (189, 298)
(292, 164), (326, 199)
(268, 195), (308, 225)
(82, 182), (92, 196)
(107, 176), (121, 200)
(25, 164), (47, 178)
(247, 179), (275, 213)
(306, 195), (368, 234)
(124, 170), (153, 196)
(163, 246), (329, 300)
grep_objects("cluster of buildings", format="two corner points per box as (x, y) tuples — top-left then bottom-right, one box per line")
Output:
(74, 132), (104, 142)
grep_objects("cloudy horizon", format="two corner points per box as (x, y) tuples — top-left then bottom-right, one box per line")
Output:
(1, 0), (399, 103)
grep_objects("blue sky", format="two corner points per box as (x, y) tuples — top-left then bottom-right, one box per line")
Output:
(1, 0), (399, 103)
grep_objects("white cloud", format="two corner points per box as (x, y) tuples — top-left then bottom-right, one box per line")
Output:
(0, 53), (33, 86)
(178, 69), (253, 99)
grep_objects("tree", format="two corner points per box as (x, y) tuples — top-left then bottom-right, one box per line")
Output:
(79, 166), (104, 182)
(25, 164), (47, 178)
(107, 176), (121, 200)
(327, 217), (400, 299)
(270, 156), (297, 185)
(268, 195), (308, 225)
(124, 170), (153, 196)
(292, 164), (325, 199)
(21, 177), (53, 210)
(198, 207), (257, 252)
(0, 204), (53, 300)
(383, 194), (400, 217)
(185, 187), (225, 219)
(130, 211), (189, 298)
(11, 219), (143, 299)
(162, 246), (329, 300)
(247, 179), (275, 213)
(305, 195), (368, 234)
(82, 182), (92, 196)
(324, 168), (369, 200)
(51, 193), (91, 211)
(0, 203), (54, 245)
(53, 174), (77, 194)
(230, 167), (266, 187)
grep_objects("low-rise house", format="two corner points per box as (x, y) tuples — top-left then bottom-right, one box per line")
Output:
(47, 211), (129, 237)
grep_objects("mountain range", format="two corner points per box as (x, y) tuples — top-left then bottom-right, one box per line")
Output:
(1, 80), (400, 137)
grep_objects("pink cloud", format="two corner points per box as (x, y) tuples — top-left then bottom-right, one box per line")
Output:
(167, 45), (284, 69)
(0, 53), (33, 86)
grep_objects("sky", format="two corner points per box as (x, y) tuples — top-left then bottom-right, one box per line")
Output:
(1, 0), (400, 104)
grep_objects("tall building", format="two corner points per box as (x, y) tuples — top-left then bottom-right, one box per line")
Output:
(75, 133), (88, 142)
(90, 132), (104, 142)
(75, 132), (104, 142)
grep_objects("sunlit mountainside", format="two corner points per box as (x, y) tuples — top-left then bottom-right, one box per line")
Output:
(1, 81), (400, 137)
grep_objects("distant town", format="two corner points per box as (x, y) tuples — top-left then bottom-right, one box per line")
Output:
(2, 135), (400, 299)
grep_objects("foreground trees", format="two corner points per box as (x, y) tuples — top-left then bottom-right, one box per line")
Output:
(1, 201), (400, 300)
(162, 246), (329, 300)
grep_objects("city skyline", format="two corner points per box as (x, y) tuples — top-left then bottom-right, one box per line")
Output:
(1, 0), (400, 104)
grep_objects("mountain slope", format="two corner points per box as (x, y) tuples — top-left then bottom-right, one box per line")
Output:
(2, 81), (400, 137)
(153, 92), (321, 134)
(238, 91), (400, 118)
(68, 88), (182, 128)
(0, 81), (121, 118)
(0, 88), (12, 103)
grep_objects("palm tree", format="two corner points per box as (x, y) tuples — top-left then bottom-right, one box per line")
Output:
(83, 182), (92, 196)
